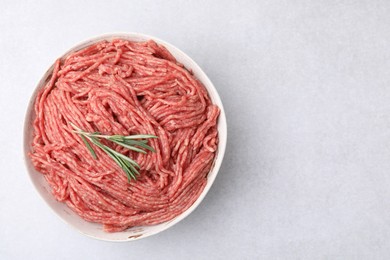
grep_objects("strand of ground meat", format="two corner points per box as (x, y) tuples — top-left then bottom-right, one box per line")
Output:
(29, 39), (219, 232)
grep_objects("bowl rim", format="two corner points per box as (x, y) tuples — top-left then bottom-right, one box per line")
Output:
(23, 32), (227, 242)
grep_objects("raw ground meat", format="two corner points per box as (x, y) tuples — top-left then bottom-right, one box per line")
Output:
(29, 39), (220, 232)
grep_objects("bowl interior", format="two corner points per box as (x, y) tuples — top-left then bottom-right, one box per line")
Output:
(24, 33), (227, 241)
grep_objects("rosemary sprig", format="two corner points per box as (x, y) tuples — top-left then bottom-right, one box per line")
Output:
(69, 122), (157, 182)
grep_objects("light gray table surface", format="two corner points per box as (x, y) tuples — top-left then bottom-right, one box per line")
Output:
(2, 1), (390, 259)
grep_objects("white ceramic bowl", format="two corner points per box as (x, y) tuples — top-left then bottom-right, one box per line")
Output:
(23, 33), (227, 241)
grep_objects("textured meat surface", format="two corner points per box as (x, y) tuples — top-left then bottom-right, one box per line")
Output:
(29, 39), (219, 232)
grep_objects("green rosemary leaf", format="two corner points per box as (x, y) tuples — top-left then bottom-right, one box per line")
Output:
(109, 135), (126, 142)
(110, 139), (147, 154)
(108, 148), (141, 169)
(122, 139), (156, 153)
(80, 135), (97, 159)
(122, 134), (158, 140)
(116, 156), (136, 180)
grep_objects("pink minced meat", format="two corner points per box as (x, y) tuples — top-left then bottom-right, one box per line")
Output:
(30, 39), (219, 232)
